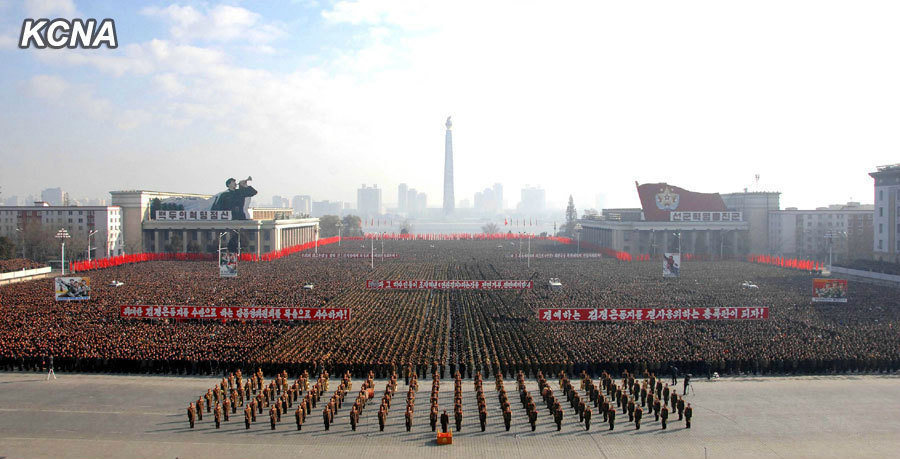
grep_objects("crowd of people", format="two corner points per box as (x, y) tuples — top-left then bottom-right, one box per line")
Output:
(0, 258), (44, 273)
(1, 240), (899, 377)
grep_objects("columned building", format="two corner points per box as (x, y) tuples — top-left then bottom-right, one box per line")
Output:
(111, 190), (318, 256)
(579, 183), (751, 257)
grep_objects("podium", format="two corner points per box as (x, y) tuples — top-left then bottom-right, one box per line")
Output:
(436, 431), (452, 445)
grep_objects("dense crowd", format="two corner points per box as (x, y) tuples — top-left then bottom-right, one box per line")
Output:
(1, 240), (899, 377)
(0, 258), (45, 273)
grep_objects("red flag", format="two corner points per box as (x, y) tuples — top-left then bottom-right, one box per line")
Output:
(504, 218), (508, 226)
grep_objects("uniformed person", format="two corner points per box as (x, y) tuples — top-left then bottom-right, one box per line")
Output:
(479, 408), (487, 432)
(661, 405), (669, 429)
(223, 397), (230, 422)
(244, 404), (252, 429)
(323, 407), (331, 430)
(440, 410), (450, 433)
(187, 403), (196, 429)
(653, 398), (661, 421)
(214, 402), (222, 429)
(684, 403), (693, 428)
(455, 407), (463, 432)
(269, 406), (277, 430)
(554, 407), (563, 431)
(378, 407), (386, 431)
(503, 407), (512, 431)
(634, 405), (643, 430)
(627, 396), (635, 422)
(607, 406), (616, 430)
(584, 406), (591, 431)
(196, 396), (204, 420)
(406, 408), (413, 432)
(677, 396), (685, 421)
(430, 407), (438, 432)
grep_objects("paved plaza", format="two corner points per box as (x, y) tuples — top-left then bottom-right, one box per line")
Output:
(0, 372), (898, 458)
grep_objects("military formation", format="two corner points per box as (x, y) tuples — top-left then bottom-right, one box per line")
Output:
(186, 367), (694, 434)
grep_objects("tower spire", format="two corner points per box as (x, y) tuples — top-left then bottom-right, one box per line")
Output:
(443, 116), (455, 215)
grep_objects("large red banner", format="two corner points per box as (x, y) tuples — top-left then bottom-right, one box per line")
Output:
(301, 253), (398, 258)
(120, 306), (351, 321)
(538, 307), (769, 321)
(509, 254), (604, 259)
(366, 280), (533, 290)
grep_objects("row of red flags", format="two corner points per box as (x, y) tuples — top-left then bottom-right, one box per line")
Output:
(345, 233), (572, 242)
(747, 254), (820, 271)
(362, 219), (544, 227)
(70, 237), (342, 272)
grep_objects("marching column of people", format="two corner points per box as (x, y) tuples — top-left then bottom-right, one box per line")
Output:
(184, 367), (696, 434)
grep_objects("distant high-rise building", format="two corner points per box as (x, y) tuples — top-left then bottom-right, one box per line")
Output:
(519, 186), (546, 215)
(272, 195), (284, 207)
(870, 164), (900, 263)
(398, 183), (408, 213)
(417, 192), (427, 215)
(41, 187), (64, 206)
(407, 188), (419, 216)
(3, 195), (18, 206)
(312, 200), (343, 217)
(443, 116), (455, 215)
(357, 184), (383, 217)
(292, 195), (311, 216)
(475, 184), (503, 215)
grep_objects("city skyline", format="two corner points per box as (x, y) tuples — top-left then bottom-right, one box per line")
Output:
(1, 1), (897, 211)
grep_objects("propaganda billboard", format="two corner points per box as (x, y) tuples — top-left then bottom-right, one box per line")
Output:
(812, 278), (848, 303)
(219, 251), (238, 278)
(55, 276), (91, 301)
(663, 253), (680, 278)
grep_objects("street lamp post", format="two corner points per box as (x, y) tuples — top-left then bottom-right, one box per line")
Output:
(335, 222), (342, 248)
(87, 230), (98, 263)
(527, 233), (531, 268)
(574, 223), (583, 254)
(15, 227), (25, 259)
(825, 231), (847, 270)
(55, 228), (70, 275)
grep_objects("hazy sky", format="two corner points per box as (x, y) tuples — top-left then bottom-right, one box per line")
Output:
(0, 0), (898, 211)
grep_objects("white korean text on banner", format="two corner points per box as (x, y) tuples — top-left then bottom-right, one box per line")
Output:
(55, 276), (91, 301)
(366, 280), (533, 290)
(538, 307), (769, 321)
(120, 306), (351, 321)
(156, 210), (232, 221)
(301, 253), (399, 259)
(219, 251), (238, 278)
(663, 253), (680, 278)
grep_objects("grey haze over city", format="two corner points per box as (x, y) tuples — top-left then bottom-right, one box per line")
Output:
(1, 0), (898, 212)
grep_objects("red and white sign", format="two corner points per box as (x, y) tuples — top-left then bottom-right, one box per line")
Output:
(120, 306), (351, 321)
(366, 280), (533, 290)
(538, 307), (769, 321)
(156, 210), (232, 221)
(301, 253), (398, 259)
(509, 254), (603, 259)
